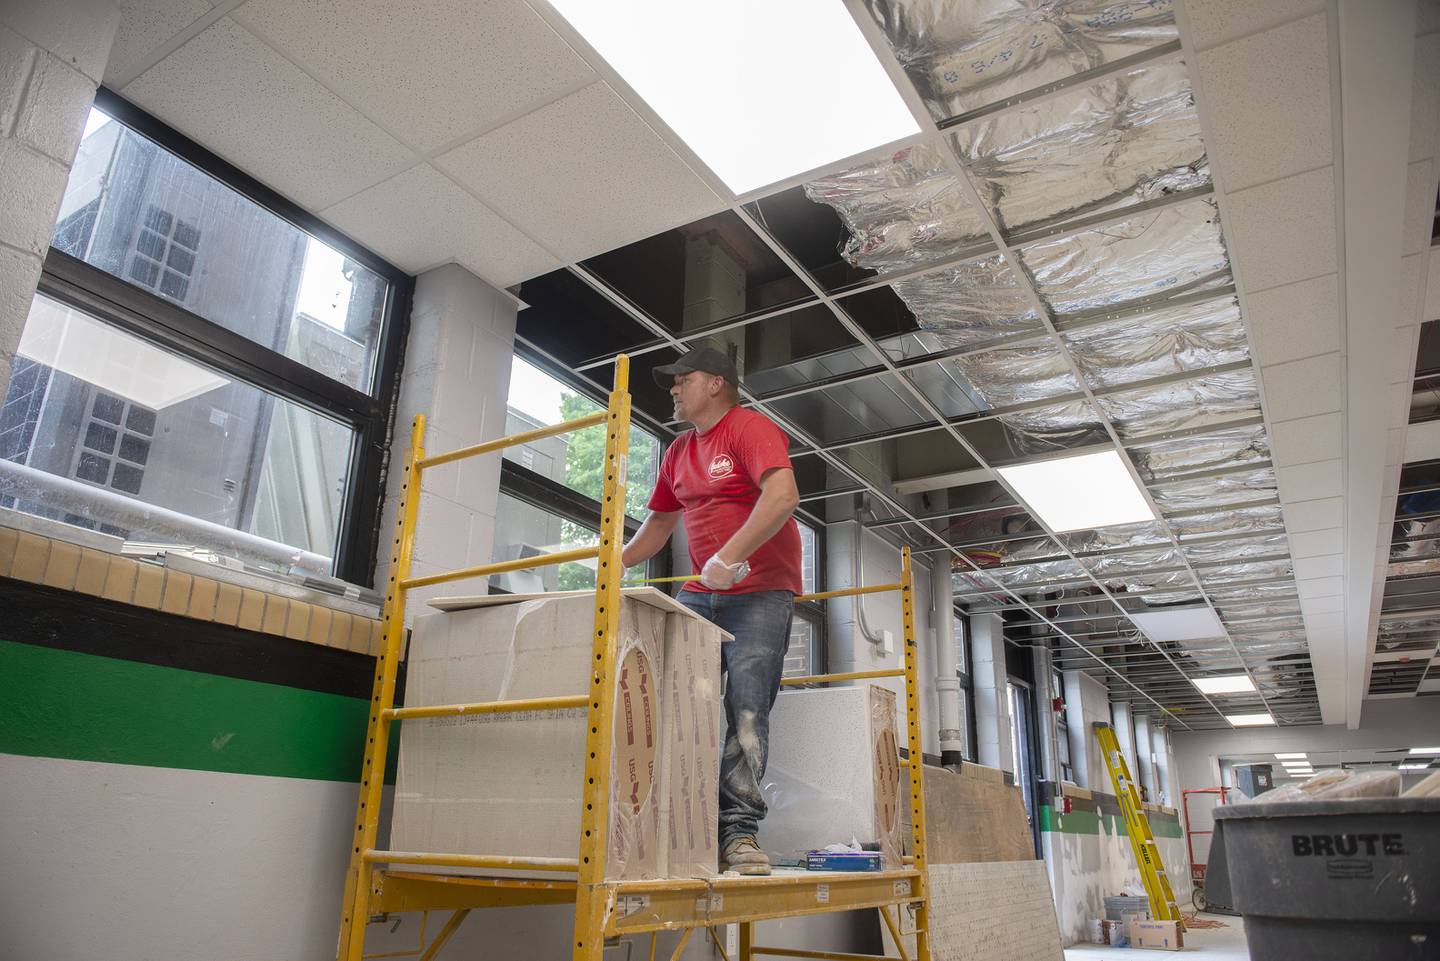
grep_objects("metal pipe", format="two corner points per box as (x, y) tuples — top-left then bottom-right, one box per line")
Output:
(930, 558), (964, 766)
(417, 411), (606, 469)
(363, 850), (579, 871)
(0, 457), (331, 575)
(781, 668), (905, 687)
(796, 582), (905, 603)
(400, 545), (600, 590)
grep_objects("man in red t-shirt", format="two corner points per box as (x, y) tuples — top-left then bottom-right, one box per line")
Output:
(621, 344), (802, 876)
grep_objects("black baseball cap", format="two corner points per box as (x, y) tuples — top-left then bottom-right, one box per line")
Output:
(651, 344), (739, 390)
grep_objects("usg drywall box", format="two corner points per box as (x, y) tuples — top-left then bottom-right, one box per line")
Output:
(392, 588), (725, 880)
(761, 685), (904, 865)
(656, 607), (725, 877)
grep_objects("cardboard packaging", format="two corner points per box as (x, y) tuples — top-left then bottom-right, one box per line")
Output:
(761, 685), (904, 866)
(1128, 919), (1185, 951)
(656, 606), (724, 878)
(392, 588), (725, 880)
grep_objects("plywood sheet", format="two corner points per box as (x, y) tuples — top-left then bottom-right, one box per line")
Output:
(916, 764), (1034, 864)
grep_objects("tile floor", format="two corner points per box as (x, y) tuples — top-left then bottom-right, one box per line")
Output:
(1064, 914), (1250, 960)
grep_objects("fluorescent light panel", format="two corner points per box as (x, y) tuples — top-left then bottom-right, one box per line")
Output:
(1399, 763), (1430, 771)
(1226, 713), (1275, 727)
(1192, 674), (1257, 695)
(1275, 753), (1307, 760)
(546, 0), (920, 194)
(997, 450), (1155, 533)
(1409, 746), (1440, 754)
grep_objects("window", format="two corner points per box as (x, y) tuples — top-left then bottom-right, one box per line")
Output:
(2, 94), (409, 585)
(505, 357), (659, 521)
(785, 519), (824, 679)
(956, 613), (978, 761)
(3, 294), (353, 560)
(52, 107), (389, 392)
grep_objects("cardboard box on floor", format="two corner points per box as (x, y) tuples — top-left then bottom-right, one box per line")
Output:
(1128, 918), (1184, 950)
(393, 588), (727, 880)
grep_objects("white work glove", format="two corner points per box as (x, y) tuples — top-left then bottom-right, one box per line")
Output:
(701, 553), (750, 590)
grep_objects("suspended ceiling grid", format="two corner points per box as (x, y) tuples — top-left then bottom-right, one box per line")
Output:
(511, 1), (1327, 731)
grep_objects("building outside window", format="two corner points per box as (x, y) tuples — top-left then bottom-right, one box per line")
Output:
(1, 101), (406, 585)
(956, 613), (978, 761)
(1054, 668), (1074, 783)
(784, 521), (823, 677)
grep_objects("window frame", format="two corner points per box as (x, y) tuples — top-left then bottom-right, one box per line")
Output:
(789, 517), (826, 678)
(24, 88), (414, 587)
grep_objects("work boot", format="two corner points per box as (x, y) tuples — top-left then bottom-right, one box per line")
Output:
(720, 836), (771, 876)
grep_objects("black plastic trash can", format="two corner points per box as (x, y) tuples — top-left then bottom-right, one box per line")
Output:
(1214, 796), (1440, 960)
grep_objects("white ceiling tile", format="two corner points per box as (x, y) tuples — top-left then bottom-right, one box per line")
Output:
(1270, 411), (1342, 466)
(1180, 0), (1324, 51)
(232, 0), (594, 154)
(1293, 553), (1343, 580)
(1301, 594), (1343, 614)
(436, 81), (725, 264)
(321, 164), (557, 287)
(1224, 166), (1338, 294)
(1403, 161), (1435, 256)
(1290, 527), (1343, 558)
(123, 17), (415, 210)
(1405, 420), (1440, 464)
(2, 0), (121, 83)
(1259, 352), (1342, 422)
(1297, 575), (1343, 598)
(103, 0), (212, 86)
(1285, 496), (1343, 531)
(1410, 33), (1440, 163)
(1196, 13), (1332, 192)
(1277, 459), (1342, 503)
(1243, 273), (1341, 367)
(1302, 609), (1344, 632)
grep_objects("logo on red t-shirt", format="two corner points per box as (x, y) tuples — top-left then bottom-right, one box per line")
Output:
(708, 453), (734, 480)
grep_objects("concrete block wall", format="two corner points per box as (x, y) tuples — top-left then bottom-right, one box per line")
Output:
(0, 0), (119, 398)
(376, 263), (519, 619)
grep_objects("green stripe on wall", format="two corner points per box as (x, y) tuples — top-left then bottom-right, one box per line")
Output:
(1040, 804), (1184, 838)
(1, 639), (384, 782)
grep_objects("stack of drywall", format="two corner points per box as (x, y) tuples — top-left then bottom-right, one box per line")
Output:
(761, 685), (903, 865)
(392, 588), (725, 880)
(657, 607), (724, 878)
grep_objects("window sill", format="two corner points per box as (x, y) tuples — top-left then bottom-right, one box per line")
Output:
(0, 512), (383, 656)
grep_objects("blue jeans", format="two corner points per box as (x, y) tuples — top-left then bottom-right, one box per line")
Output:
(676, 589), (794, 848)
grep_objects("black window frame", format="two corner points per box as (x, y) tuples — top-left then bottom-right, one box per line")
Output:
(27, 88), (413, 588)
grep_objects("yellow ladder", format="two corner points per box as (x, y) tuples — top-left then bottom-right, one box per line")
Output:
(1094, 722), (1181, 924)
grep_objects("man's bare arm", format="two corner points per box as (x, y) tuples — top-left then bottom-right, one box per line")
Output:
(621, 510), (681, 569)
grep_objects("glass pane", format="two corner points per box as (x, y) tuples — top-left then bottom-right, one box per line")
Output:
(505, 357), (659, 521)
(54, 109), (387, 393)
(798, 521), (818, 595)
(581, 210), (813, 334)
(2, 294), (353, 567)
(490, 493), (648, 593)
(783, 615), (816, 678)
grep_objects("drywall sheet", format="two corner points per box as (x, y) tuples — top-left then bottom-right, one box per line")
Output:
(927, 861), (1065, 961)
(920, 764), (1034, 863)
(393, 593), (668, 879)
(762, 685), (903, 866)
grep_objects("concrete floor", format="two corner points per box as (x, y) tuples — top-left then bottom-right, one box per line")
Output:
(1063, 915), (1250, 960)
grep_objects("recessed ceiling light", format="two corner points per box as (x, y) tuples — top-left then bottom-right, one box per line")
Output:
(1409, 747), (1440, 754)
(1226, 713), (1275, 727)
(545, 0), (920, 194)
(1399, 763), (1430, 771)
(1130, 608), (1225, 643)
(1281, 760), (1311, 767)
(996, 450), (1155, 533)
(1275, 753), (1308, 760)
(1191, 674), (1257, 695)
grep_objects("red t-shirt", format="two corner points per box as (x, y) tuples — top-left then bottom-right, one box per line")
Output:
(648, 406), (803, 595)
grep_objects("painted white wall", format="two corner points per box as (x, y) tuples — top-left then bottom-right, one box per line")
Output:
(1063, 671), (1110, 790)
(968, 612), (1011, 773)
(1170, 696), (1440, 799)
(0, 0), (119, 400)
(376, 263), (518, 620)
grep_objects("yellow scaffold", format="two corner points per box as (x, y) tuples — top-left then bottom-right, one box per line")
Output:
(335, 353), (934, 961)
